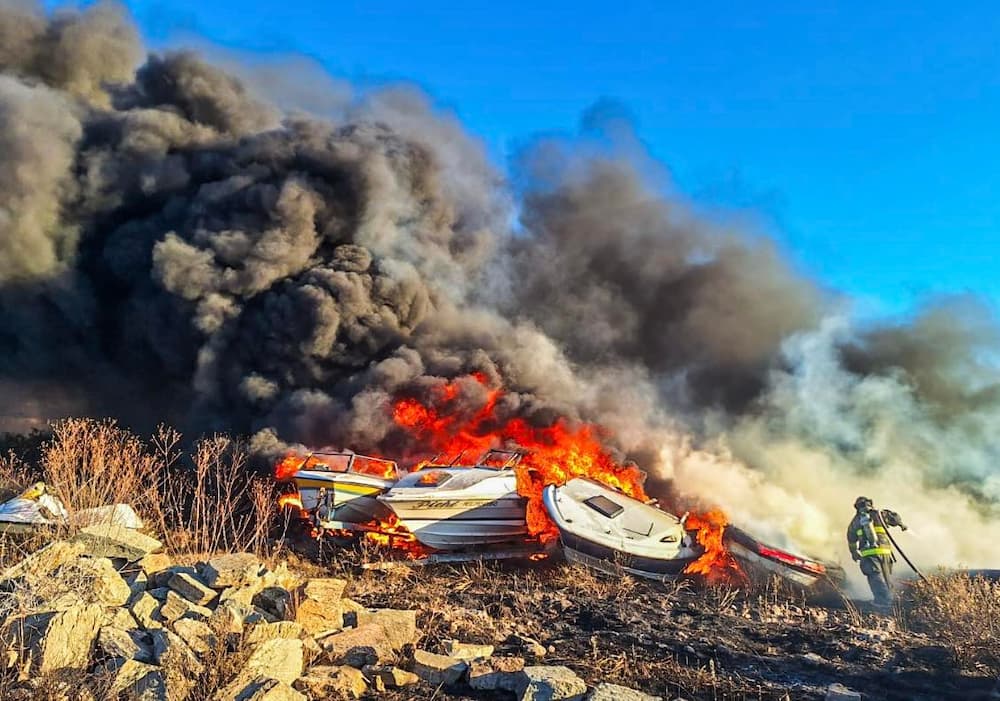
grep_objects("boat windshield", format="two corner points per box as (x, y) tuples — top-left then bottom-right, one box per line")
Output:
(476, 449), (523, 469)
(308, 452), (399, 480)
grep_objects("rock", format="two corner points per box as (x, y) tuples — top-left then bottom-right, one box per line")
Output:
(254, 587), (293, 620)
(321, 623), (394, 668)
(216, 639), (305, 700)
(443, 639), (494, 660)
(159, 591), (212, 623)
(201, 553), (263, 589)
(294, 578), (347, 635)
(468, 656), (526, 691)
(0, 540), (86, 583)
(412, 649), (468, 686)
(139, 552), (173, 577)
(366, 608), (419, 650)
(172, 618), (216, 655)
(149, 565), (199, 589)
(245, 621), (306, 645)
(130, 592), (165, 630)
(151, 629), (204, 677)
(67, 556), (133, 607)
(517, 666), (587, 701)
(104, 659), (167, 700)
(73, 524), (162, 561)
(168, 572), (218, 607)
(294, 665), (367, 698)
(98, 626), (153, 662)
(238, 678), (306, 701)
(364, 664), (420, 690)
(588, 682), (662, 701)
(262, 562), (300, 591)
(70, 503), (144, 529)
(105, 606), (139, 630)
(825, 684), (862, 701)
(340, 598), (367, 628)
(510, 633), (548, 659)
(219, 585), (259, 607)
(210, 600), (247, 636)
(8, 604), (105, 674)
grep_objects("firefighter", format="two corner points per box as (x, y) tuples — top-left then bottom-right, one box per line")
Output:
(847, 496), (907, 606)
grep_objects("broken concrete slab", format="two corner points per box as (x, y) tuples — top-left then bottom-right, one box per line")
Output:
(237, 677), (306, 701)
(245, 621), (307, 645)
(215, 639), (305, 700)
(98, 626), (153, 662)
(517, 666), (587, 701)
(70, 503), (143, 530)
(104, 659), (166, 699)
(168, 572), (218, 607)
(138, 552), (173, 578)
(159, 591), (212, 624)
(588, 682), (662, 701)
(443, 639), (494, 660)
(468, 656), (526, 692)
(172, 618), (216, 655)
(366, 608), (418, 650)
(294, 578), (347, 635)
(253, 587), (292, 620)
(320, 623), (394, 668)
(0, 540), (86, 584)
(364, 664), (420, 691)
(149, 565), (199, 589)
(72, 524), (162, 561)
(201, 553), (263, 589)
(3, 604), (105, 674)
(66, 556), (132, 607)
(293, 665), (367, 699)
(129, 591), (165, 630)
(151, 629), (205, 677)
(412, 648), (468, 686)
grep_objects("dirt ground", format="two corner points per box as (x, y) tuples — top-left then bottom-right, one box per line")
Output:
(303, 541), (997, 701)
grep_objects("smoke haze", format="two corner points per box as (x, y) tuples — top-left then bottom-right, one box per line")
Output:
(1, 1), (997, 584)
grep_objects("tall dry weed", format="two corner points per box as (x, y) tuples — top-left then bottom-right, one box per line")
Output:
(903, 572), (1000, 673)
(1, 418), (279, 560)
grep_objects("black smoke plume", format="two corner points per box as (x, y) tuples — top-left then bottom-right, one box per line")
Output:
(1, 2), (998, 572)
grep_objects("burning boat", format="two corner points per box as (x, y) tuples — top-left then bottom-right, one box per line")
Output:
(724, 526), (846, 589)
(377, 449), (529, 550)
(542, 478), (703, 580)
(280, 452), (401, 529)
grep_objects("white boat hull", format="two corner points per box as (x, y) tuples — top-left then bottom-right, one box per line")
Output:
(379, 467), (529, 550)
(379, 495), (528, 549)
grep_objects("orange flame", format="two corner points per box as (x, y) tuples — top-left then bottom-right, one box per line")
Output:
(683, 509), (742, 582)
(391, 373), (648, 543)
(362, 513), (427, 558)
(274, 451), (397, 481)
(277, 492), (308, 520)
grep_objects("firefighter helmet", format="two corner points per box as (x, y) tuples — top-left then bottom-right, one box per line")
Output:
(854, 496), (873, 511)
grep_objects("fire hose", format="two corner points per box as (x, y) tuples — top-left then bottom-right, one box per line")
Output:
(883, 527), (928, 583)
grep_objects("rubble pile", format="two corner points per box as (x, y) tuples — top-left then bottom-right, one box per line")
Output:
(0, 527), (660, 700)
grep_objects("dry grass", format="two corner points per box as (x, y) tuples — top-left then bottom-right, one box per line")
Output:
(901, 572), (1000, 673)
(0, 418), (279, 565)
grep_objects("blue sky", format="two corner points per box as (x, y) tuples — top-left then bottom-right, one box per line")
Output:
(116, 0), (999, 315)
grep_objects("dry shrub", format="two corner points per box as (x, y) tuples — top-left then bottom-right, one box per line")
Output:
(903, 572), (1000, 672)
(156, 434), (276, 556)
(0, 418), (278, 559)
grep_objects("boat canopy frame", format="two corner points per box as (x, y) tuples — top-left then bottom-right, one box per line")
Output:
(296, 451), (401, 481)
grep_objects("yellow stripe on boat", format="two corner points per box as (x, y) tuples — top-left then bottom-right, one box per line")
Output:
(293, 479), (383, 495)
